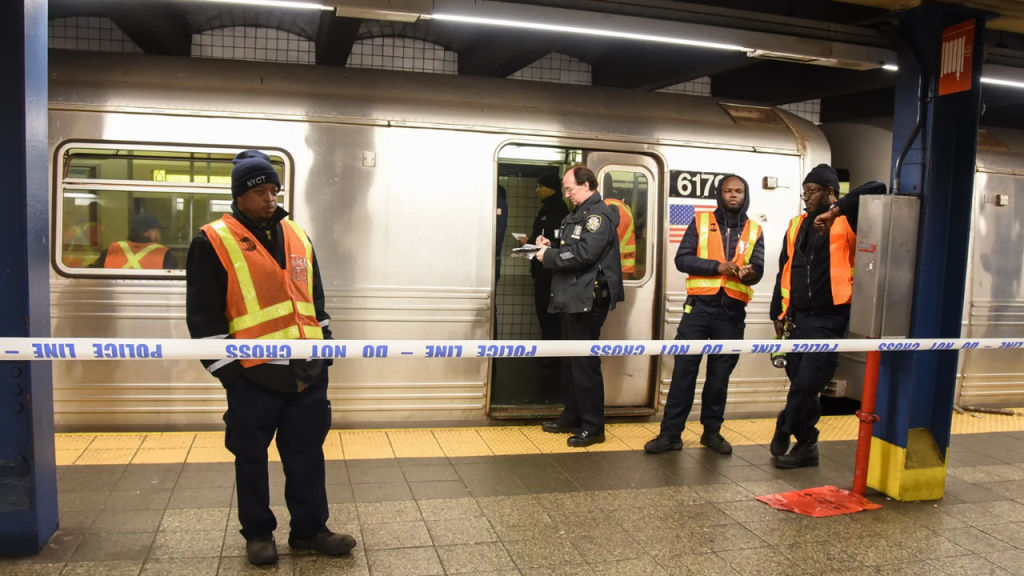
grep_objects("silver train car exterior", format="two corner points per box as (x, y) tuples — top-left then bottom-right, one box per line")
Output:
(822, 119), (1024, 409)
(47, 51), (827, 431)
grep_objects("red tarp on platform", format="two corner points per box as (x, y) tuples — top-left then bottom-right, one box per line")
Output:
(756, 485), (883, 517)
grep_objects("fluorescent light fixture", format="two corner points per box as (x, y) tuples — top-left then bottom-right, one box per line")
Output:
(981, 77), (1024, 89)
(186, 0), (333, 10)
(66, 192), (99, 199)
(498, 145), (571, 163)
(428, 13), (749, 52)
(883, 64), (898, 71)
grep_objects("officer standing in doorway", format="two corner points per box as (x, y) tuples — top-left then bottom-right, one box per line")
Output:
(770, 164), (886, 469)
(645, 175), (764, 455)
(186, 150), (357, 565)
(522, 173), (570, 349)
(535, 165), (624, 447)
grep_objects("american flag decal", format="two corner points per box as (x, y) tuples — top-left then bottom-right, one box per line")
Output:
(668, 202), (716, 243)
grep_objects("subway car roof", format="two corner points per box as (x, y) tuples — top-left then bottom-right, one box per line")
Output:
(47, 51), (824, 157)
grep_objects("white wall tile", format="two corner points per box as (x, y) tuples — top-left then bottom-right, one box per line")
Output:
(48, 16), (142, 53)
(191, 27), (316, 65)
(510, 53), (592, 86)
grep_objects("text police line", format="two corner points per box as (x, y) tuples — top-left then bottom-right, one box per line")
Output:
(8, 338), (1023, 361)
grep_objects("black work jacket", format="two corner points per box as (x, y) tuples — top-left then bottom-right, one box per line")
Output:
(185, 204), (332, 393)
(530, 194), (570, 279)
(770, 180), (887, 319)
(542, 193), (625, 313)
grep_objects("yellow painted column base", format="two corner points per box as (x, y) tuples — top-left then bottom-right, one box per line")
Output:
(867, 428), (949, 501)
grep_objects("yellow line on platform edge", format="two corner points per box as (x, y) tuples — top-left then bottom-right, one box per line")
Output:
(56, 410), (1024, 466)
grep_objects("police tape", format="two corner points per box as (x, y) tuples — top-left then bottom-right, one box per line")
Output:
(2, 337), (1023, 361)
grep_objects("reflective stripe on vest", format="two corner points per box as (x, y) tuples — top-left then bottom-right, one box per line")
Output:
(685, 212), (761, 304)
(605, 199), (636, 273)
(778, 213), (855, 320)
(203, 216), (323, 367)
(103, 241), (167, 269)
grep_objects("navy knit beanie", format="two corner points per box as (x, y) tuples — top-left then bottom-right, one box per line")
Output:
(537, 172), (562, 192)
(802, 164), (840, 193)
(231, 150), (281, 198)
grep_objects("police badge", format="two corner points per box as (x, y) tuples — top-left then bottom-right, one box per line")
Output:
(585, 215), (602, 232)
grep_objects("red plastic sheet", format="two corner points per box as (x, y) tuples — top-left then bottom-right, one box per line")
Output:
(756, 485), (883, 518)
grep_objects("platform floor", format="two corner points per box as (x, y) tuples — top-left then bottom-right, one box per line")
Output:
(3, 414), (1024, 576)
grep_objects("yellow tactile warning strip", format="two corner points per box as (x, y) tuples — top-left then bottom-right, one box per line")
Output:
(55, 410), (1024, 466)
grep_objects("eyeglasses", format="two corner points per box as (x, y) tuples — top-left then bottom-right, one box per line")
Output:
(801, 186), (827, 200)
(564, 184), (581, 194)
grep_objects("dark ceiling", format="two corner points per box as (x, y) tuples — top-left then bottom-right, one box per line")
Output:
(46, 0), (1024, 127)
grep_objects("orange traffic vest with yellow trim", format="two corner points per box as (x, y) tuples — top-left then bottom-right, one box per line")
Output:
(201, 214), (323, 368)
(604, 198), (636, 274)
(685, 212), (762, 304)
(103, 241), (168, 269)
(778, 213), (856, 319)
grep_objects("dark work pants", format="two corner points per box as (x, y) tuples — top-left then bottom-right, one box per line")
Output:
(780, 310), (848, 443)
(224, 370), (332, 541)
(557, 303), (610, 434)
(533, 274), (562, 341)
(660, 305), (744, 440)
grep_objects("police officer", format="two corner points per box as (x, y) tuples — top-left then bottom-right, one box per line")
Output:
(186, 150), (356, 565)
(522, 173), (570, 346)
(645, 175), (764, 456)
(90, 214), (178, 269)
(535, 165), (624, 447)
(770, 164), (886, 469)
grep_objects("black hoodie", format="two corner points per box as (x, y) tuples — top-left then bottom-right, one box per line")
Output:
(675, 175), (765, 319)
(185, 203), (332, 393)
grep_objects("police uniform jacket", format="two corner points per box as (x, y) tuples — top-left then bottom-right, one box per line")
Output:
(530, 194), (571, 279)
(185, 204), (333, 393)
(542, 193), (625, 314)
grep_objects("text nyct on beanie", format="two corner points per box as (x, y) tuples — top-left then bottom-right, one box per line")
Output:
(231, 150), (281, 198)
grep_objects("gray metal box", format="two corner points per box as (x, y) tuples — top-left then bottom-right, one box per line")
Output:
(849, 195), (920, 338)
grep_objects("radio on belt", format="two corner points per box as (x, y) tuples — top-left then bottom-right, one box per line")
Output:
(849, 195), (920, 338)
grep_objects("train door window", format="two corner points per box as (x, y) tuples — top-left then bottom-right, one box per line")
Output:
(599, 168), (649, 281)
(836, 168), (850, 198)
(56, 145), (287, 276)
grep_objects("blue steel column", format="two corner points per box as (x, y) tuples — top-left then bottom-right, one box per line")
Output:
(869, 5), (985, 500)
(0, 0), (56, 556)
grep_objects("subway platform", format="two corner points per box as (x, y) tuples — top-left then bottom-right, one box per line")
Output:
(3, 413), (1024, 576)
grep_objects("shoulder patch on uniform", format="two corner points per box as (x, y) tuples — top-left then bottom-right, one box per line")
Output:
(586, 215), (602, 232)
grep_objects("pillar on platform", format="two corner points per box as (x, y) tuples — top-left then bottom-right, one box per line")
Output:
(0, 0), (57, 557)
(867, 5), (986, 501)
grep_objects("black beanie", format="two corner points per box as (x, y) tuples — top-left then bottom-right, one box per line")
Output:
(803, 164), (839, 193)
(231, 150), (281, 198)
(537, 172), (562, 192)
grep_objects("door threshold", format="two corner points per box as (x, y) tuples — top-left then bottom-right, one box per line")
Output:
(489, 405), (656, 420)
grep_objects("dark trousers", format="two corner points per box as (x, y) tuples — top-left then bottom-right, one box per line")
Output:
(780, 310), (848, 442)
(533, 274), (562, 341)
(224, 370), (332, 541)
(660, 305), (744, 440)
(556, 304), (610, 434)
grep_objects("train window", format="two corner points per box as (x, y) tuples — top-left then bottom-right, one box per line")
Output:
(56, 146), (287, 276)
(601, 169), (648, 281)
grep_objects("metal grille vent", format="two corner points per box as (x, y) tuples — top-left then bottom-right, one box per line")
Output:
(719, 103), (786, 127)
(977, 130), (1010, 151)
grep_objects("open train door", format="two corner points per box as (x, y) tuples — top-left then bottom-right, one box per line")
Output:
(586, 152), (660, 412)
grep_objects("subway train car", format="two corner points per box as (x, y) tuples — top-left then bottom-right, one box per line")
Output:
(47, 51), (827, 431)
(822, 119), (1024, 409)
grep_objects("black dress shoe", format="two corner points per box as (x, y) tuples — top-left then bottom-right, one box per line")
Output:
(770, 411), (790, 457)
(644, 436), (682, 454)
(700, 432), (733, 455)
(246, 536), (278, 566)
(542, 421), (581, 434)
(288, 530), (358, 556)
(567, 431), (605, 447)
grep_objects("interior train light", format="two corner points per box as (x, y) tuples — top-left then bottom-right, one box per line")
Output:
(883, 64), (899, 71)
(982, 77), (1024, 89)
(427, 14), (750, 52)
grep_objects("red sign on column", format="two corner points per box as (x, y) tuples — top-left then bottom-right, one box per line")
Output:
(938, 19), (975, 96)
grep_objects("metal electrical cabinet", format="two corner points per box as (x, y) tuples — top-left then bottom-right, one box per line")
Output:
(849, 195), (921, 338)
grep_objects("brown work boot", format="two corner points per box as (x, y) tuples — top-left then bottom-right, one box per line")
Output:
(288, 530), (358, 556)
(246, 536), (278, 566)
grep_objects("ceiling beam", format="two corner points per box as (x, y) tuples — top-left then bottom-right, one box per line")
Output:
(99, 0), (192, 56)
(316, 13), (362, 66)
(712, 60), (895, 105)
(592, 49), (754, 90)
(457, 31), (560, 77)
